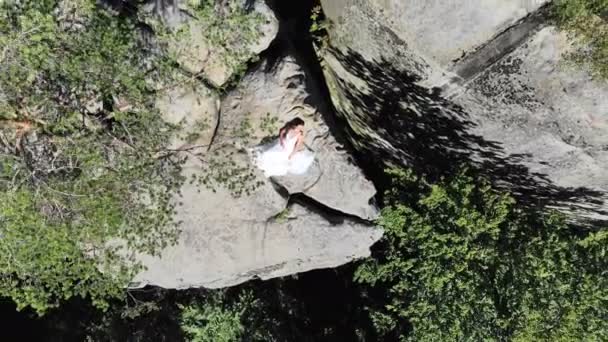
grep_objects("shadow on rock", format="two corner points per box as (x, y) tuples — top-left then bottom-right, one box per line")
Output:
(326, 48), (607, 224)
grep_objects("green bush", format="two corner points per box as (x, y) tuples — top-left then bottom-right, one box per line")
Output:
(0, 0), (183, 314)
(355, 168), (608, 341)
(179, 292), (251, 342)
(554, 0), (608, 79)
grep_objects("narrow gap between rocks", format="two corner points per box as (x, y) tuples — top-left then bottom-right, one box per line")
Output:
(262, 0), (385, 212)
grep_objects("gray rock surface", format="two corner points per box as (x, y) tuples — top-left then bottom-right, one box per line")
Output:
(132, 146), (382, 290)
(156, 83), (220, 149)
(364, 0), (548, 67)
(319, 0), (608, 223)
(220, 54), (379, 220)
(133, 53), (382, 289)
(458, 27), (608, 221)
(133, 160), (382, 289)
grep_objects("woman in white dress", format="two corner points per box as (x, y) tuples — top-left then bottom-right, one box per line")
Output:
(253, 117), (315, 177)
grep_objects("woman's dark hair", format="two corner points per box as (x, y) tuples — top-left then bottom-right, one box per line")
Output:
(281, 117), (305, 131)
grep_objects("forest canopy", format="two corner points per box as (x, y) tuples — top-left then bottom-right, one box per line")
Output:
(0, 0), (183, 313)
(354, 169), (608, 341)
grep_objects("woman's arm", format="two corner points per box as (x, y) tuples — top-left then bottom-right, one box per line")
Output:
(288, 130), (304, 159)
(279, 127), (286, 147)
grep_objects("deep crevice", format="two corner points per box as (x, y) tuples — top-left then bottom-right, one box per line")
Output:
(290, 193), (374, 225)
(244, 0), (384, 223)
(264, 0), (389, 200)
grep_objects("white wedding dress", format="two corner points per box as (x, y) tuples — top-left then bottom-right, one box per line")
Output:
(253, 130), (315, 177)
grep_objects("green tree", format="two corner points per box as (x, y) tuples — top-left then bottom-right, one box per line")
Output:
(179, 291), (252, 342)
(355, 168), (608, 341)
(0, 0), (183, 314)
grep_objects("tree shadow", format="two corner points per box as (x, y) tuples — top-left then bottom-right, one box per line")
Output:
(326, 48), (607, 224)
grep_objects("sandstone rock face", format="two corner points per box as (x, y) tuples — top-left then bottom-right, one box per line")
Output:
(167, 21), (211, 76)
(132, 54), (382, 289)
(457, 27), (608, 221)
(320, 0), (608, 223)
(363, 0), (549, 67)
(156, 83), (219, 149)
(220, 54), (379, 220)
(134, 168), (381, 289)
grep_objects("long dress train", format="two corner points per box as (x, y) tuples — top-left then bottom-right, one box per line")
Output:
(253, 131), (315, 177)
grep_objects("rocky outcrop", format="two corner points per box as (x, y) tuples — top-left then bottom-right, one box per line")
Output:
(219, 54), (378, 220)
(147, 0), (279, 87)
(319, 0), (608, 223)
(455, 27), (608, 221)
(132, 52), (382, 289)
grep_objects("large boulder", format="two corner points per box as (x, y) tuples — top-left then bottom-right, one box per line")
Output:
(132, 53), (382, 289)
(132, 147), (382, 290)
(151, 0), (279, 87)
(133, 159), (381, 289)
(362, 0), (548, 67)
(219, 54), (379, 220)
(457, 27), (608, 221)
(319, 0), (608, 223)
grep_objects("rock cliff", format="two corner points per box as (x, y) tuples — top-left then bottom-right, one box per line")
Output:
(319, 0), (608, 224)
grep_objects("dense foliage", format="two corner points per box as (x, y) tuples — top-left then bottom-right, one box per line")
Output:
(355, 169), (608, 341)
(177, 285), (309, 342)
(184, 0), (264, 82)
(554, 0), (608, 78)
(0, 0), (269, 316)
(179, 292), (250, 342)
(0, 0), (183, 313)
